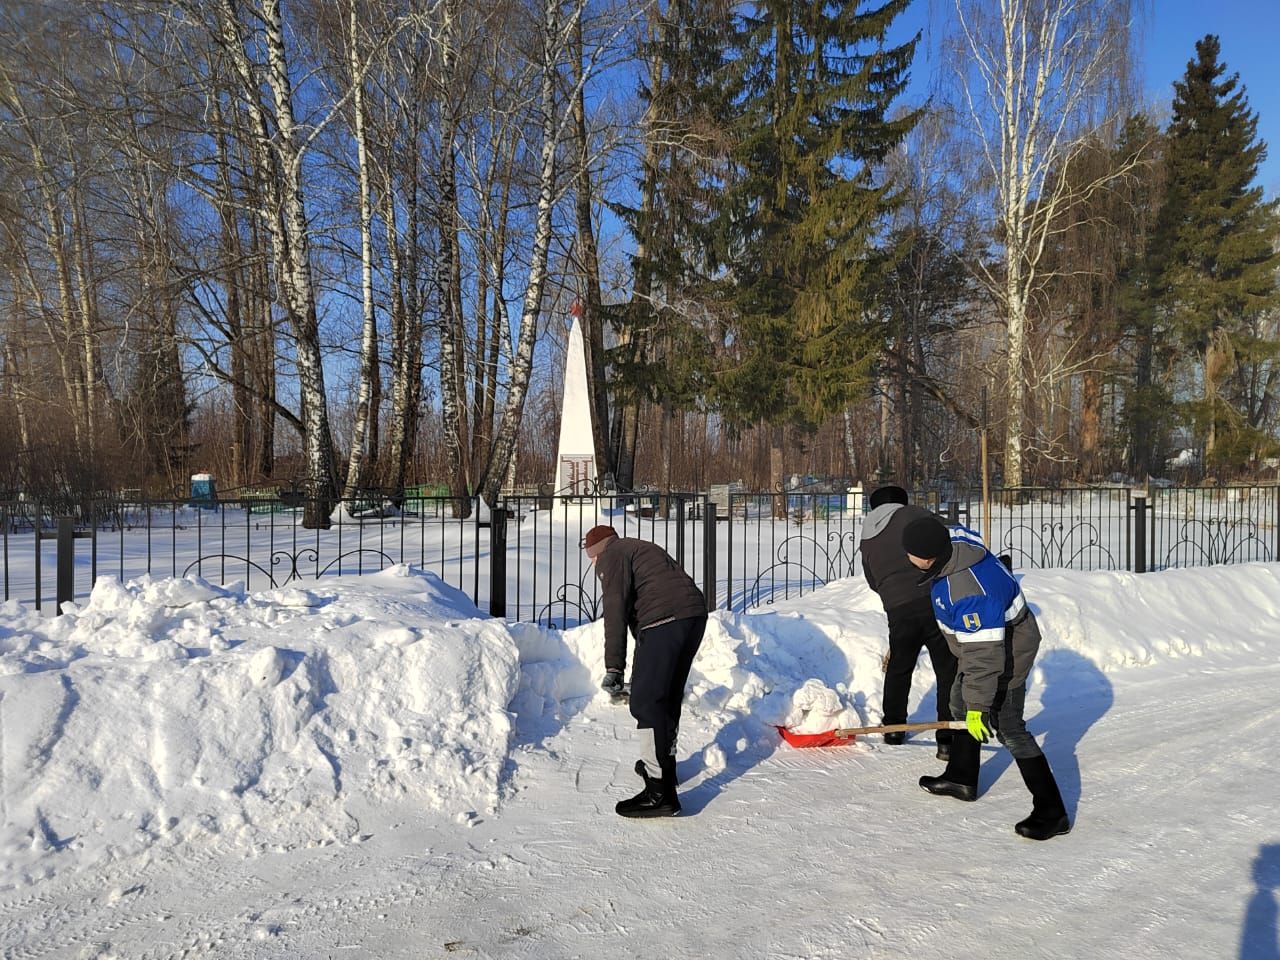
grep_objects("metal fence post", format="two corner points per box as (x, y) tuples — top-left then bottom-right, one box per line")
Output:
(727, 495), (736, 613)
(676, 496), (686, 567)
(489, 506), (507, 618)
(2, 506), (8, 602)
(1132, 491), (1148, 574)
(703, 501), (717, 611)
(34, 513), (42, 611)
(57, 516), (75, 614)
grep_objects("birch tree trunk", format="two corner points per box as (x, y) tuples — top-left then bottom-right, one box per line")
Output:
(3, 302), (32, 472)
(252, 242), (277, 479)
(216, 0), (338, 523)
(260, 0), (339, 523)
(477, 0), (562, 505)
(0, 72), (89, 451)
(68, 188), (103, 455)
(380, 46), (426, 498)
(952, 0), (1139, 486)
(383, 176), (417, 495)
(434, 0), (472, 515)
(843, 407), (859, 481)
(341, 0), (381, 503)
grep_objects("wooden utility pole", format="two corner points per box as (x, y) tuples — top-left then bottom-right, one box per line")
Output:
(981, 385), (991, 544)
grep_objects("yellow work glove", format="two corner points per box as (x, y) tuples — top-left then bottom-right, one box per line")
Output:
(966, 709), (993, 743)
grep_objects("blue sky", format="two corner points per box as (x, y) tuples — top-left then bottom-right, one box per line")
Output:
(885, 0), (1279, 196)
(1145, 0), (1279, 195)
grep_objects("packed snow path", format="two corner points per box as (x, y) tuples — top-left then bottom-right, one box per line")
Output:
(0, 649), (1274, 958)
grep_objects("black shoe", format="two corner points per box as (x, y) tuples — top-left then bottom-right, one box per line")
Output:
(883, 731), (906, 745)
(617, 761), (679, 818)
(616, 781), (680, 818)
(1015, 812), (1071, 840)
(935, 741), (951, 762)
(919, 774), (977, 802)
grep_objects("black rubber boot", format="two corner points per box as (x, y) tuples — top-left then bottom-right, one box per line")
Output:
(919, 731), (978, 801)
(617, 761), (680, 818)
(1014, 755), (1070, 840)
(935, 728), (953, 761)
(883, 731), (906, 745)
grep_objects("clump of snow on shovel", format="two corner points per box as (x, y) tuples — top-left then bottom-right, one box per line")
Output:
(778, 679), (859, 733)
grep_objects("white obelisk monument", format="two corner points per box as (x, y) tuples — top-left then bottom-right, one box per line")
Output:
(555, 301), (597, 495)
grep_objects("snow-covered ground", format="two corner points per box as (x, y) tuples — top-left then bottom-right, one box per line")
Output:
(0, 562), (1276, 958)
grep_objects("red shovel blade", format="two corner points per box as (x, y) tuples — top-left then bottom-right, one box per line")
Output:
(775, 725), (856, 748)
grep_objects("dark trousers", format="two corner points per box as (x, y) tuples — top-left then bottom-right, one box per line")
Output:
(630, 614), (707, 777)
(883, 601), (959, 736)
(948, 671), (1042, 760)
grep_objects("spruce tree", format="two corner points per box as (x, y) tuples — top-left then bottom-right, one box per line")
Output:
(712, 0), (918, 430)
(1117, 118), (1178, 478)
(1150, 35), (1280, 467)
(608, 0), (731, 487)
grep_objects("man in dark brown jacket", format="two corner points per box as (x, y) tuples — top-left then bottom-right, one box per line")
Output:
(585, 525), (706, 818)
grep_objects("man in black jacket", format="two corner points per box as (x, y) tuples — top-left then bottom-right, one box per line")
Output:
(859, 486), (959, 758)
(585, 525), (707, 818)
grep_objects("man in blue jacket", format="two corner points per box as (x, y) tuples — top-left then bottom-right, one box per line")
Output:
(901, 515), (1070, 841)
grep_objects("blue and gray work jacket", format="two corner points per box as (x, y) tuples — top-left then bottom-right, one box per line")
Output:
(927, 526), (1042, 712)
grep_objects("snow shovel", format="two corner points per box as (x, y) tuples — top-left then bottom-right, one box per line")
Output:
(777, 719), (968, 749)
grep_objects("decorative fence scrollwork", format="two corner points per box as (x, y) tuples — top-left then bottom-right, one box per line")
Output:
(183, 547), (397, 590)
(1001, 521), (1118, 571)
(744, 528), (861, 610)
(1161, 517), (1272, 568)
(535, 565), (602, 629)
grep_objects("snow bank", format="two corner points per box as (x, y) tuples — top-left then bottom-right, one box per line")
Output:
(0, 567), (519, 885)
(3, 559), (1278, 885)
(554, 562), (1280, 770)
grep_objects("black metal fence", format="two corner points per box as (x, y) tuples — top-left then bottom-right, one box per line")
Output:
(3, 484), (1278, 624)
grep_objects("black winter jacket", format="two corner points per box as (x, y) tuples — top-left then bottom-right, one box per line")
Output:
(594, 538), (706, 673)
(859, 503), (936, 614)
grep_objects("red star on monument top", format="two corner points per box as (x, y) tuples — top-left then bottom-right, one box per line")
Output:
(569, 300), (583, 319)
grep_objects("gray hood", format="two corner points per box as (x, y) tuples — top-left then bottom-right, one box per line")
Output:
(936, 540), (986, 578)
(859, 502), (903, 544)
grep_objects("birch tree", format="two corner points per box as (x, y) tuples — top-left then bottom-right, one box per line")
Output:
(950, 0), (1141, 486)
(339, 0), (381, 502)
(0, 67), (94, 454)
(475, 0), (643, 504)
(474, 0), (564, 505)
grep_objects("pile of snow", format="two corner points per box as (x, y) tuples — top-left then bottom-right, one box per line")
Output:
(552, 561), (1280, 777)
(0, 566), (518, 884)
(3, 558), (1279, 886)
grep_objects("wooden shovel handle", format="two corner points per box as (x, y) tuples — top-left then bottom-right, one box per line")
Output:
(831, 719), (969, 738)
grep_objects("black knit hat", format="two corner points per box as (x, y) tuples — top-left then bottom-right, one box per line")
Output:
(868, 485), (909, 509)
(902, 515), (952, 564)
